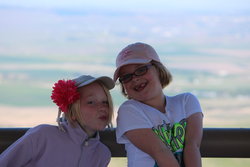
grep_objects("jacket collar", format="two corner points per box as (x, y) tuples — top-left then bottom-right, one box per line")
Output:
(61, 121), (100, 145)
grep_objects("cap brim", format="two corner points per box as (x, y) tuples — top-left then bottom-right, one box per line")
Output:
(78, 76), (115, 90)
(113, 59), (151, 81)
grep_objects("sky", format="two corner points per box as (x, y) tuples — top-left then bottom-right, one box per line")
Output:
(0, 0), (249, 62)
(0, 0), (249, 13)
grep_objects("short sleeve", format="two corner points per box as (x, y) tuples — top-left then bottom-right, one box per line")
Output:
(116, 101), (152, 144)
(184, 93), (203, 118)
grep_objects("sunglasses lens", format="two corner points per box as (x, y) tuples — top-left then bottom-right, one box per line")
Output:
(119, 74), (132, 83)
(135, 66), (147, 76)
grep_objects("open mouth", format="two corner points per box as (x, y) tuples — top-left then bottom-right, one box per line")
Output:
(134, 82), (147, 92)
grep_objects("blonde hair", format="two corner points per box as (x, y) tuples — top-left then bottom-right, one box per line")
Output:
(63, 81), (114, 128)
(120, 60), (172, 98)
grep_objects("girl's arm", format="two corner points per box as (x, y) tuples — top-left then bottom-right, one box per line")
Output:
(0, 135), (33, 167)
(125, 128), (180, 167)
(183, 112), (203, 167)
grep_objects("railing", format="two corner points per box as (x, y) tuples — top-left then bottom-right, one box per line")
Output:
(1, 128), (250, 158)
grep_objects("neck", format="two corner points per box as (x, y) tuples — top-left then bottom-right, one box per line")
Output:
(142, 93), (166, 113)
(77, 121), (97, 138)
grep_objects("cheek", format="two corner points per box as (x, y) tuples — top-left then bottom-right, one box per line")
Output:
(76, 108), (88, 122)
(79, 106), (98, 121)
(123, 84), (132, 94)
(148, 69), (161, 85)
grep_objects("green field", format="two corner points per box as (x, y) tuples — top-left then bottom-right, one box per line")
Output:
(108, 158), (250, 167)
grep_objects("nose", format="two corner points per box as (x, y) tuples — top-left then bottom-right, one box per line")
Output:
(97, 102), (108, 112)
(98, 104), (109, 118)
(132, 75), (141, 82)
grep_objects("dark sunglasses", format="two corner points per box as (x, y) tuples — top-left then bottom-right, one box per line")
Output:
(119, 64), (153, 83)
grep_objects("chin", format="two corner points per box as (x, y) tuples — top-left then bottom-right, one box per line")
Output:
(135, 95), (151, 102)
(96, 125), (107, 131)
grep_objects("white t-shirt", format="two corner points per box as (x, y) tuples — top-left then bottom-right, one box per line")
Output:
(116, 92), (203, 167)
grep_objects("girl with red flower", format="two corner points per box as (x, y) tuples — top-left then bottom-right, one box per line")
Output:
(0, 75), (115, 167)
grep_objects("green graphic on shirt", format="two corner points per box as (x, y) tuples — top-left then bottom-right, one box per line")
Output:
(152, 119), (187, 152)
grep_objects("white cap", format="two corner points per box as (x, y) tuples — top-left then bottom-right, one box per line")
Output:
(113, 42), (161, 81)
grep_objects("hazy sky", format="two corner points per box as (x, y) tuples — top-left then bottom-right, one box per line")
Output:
(0, 0), (249, 13)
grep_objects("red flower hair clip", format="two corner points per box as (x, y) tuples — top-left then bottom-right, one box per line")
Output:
(51, 80), (80, 113)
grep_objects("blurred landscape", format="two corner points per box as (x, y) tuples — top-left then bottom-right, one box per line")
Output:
(0, 1), (250, 166)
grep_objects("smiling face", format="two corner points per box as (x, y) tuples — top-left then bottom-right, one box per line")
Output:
(119, 63), (164, 104)
(75, 82), (110, 136)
